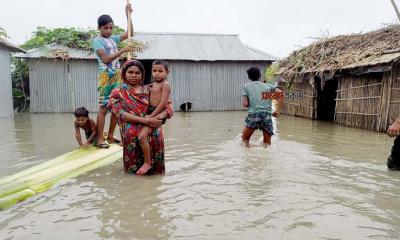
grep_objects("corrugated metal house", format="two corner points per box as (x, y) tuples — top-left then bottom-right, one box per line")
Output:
(16, 32), (275, 113)
(277, 25), (400, 132)
(0, 38), (25, 118)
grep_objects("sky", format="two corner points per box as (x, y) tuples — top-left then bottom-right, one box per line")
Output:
(0, 0), (398, 58)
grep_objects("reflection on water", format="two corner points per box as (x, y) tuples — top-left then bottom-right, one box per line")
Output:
(0, 112), (400, 240)
(0, 114), (77, 177)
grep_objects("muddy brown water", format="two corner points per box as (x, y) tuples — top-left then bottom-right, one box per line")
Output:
(0, 112), (399, 240)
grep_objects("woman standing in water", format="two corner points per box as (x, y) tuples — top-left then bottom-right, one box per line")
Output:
(109, 60), (172, 175)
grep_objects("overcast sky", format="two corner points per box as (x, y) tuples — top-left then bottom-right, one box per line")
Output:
(0, 0), (398, 58)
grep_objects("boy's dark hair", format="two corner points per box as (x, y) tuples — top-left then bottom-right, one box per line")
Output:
(97, 15), (114, 28)
(74, 107), (89, 118)
(152, 59), (169, 72)
(247, 67), (261, 81)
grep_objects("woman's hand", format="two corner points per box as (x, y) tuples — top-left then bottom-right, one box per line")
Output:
(147, 117), (162, 128)
(388, 122), (400, 137)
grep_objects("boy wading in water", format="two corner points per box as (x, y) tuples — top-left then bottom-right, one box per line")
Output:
(242, 67), (284, 148)
(93, 4), (134, 149)
(136, 60), (171, 175)
(74, 107), (97, 148)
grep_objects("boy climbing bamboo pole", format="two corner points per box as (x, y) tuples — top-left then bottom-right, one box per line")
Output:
(93, 3), (134, 148)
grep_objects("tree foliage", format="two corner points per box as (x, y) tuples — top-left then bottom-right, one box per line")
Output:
(20, 26), (125, 50)
(264, 63), (278, 83)
(11, 58), (30, 112)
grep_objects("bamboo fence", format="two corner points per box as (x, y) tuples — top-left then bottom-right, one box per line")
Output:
(334, 74), (384, 131)
(387, 64), (400, 130)
(281, 81), (316, 119)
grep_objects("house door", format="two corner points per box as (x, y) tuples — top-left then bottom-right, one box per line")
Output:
(317, 78), (338, 121)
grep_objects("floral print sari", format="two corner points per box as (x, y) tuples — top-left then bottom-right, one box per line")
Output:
(109, 83), (168, 174)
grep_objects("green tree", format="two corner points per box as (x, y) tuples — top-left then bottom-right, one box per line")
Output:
(11, 58), (29, 112)
(21, 26), (102, 50)
(20, 26), (129, 50)
(264, 63), (278, 83)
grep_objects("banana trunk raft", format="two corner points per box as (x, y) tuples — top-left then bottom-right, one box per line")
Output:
(0, 144), (122, 210)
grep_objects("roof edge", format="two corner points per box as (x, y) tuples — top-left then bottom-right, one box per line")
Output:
(245, 45), (277, 61)
(134, 31), (239, 37)
(0, 38), (26, 53)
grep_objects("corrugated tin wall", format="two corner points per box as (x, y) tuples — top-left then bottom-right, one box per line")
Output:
(29, 59), (99, 112)
(169, 61), (268, 111)
(30, 60), (69, 112)
(69, 60), (99, 112)
(29, 59), (269, 112)
(0, 47), (13, 118)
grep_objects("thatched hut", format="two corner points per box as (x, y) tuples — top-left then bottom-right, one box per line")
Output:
(277, 25), (400, 132)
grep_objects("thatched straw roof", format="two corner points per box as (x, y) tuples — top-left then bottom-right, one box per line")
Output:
(278, 25), (400, 80)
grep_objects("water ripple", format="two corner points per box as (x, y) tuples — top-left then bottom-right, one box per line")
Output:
(1, 113), (400, 239)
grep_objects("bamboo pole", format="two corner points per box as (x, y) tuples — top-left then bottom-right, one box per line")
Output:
(335, 112), (379, 116)
(335, 96), (381, 101)
(390, 0), (400, 22)
(378, 76), (386, 131)
(384, 70), (394, 131)
(126, 0), (133, 60)
(335, 82), (383, 92)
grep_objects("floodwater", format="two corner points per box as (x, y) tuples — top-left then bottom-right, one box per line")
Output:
(0, 112), (399, 240)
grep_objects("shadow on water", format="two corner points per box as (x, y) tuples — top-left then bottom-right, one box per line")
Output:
(1, 112), (400, 239)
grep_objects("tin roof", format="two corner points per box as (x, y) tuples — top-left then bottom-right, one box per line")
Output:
(15, 32), (275, 62)
(0, 38), (26, 53)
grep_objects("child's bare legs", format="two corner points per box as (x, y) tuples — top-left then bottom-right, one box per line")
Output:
(262, 130), (272, 146)
(242, 127), (256, 148)
(97, 107), (119, 147)
(137, 126), (152, 175)
(97, 106), (107, 146)
(106, 113), (119, 144)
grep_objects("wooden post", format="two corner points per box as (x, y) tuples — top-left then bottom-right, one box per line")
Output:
(67, 61), (76, 111)
(382, 71), (394, 132)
